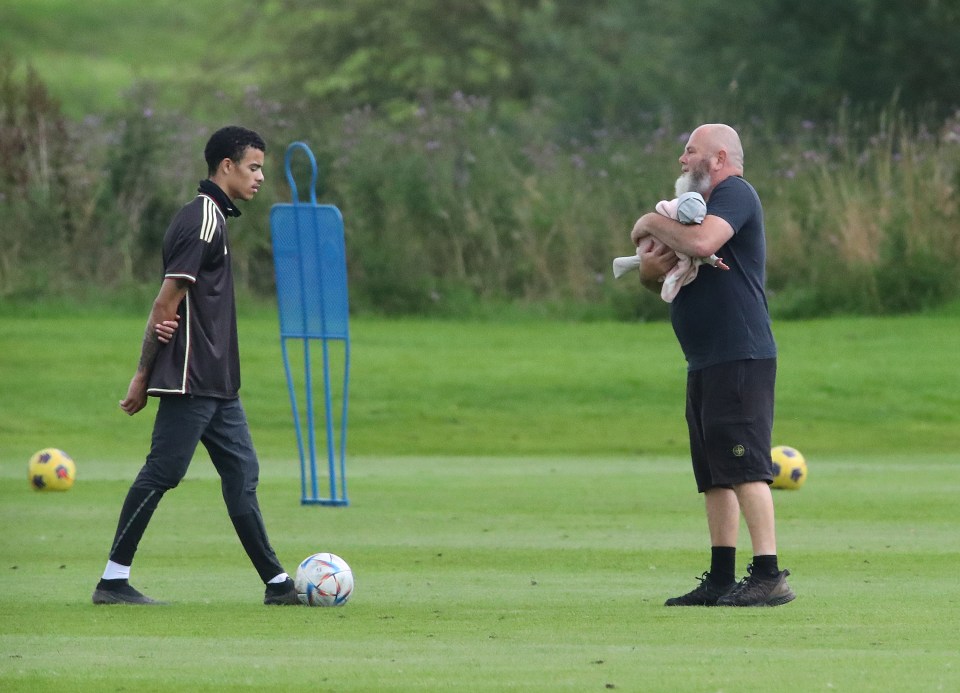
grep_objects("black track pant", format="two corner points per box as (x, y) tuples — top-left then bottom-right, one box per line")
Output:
(106, 395), (285, 583)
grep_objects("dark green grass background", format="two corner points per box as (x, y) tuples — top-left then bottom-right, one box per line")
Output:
(2, 307), (960, 691)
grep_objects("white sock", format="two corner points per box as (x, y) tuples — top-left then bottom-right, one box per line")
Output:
(102, 560), (131, 581)
(267, 572), (289, 584)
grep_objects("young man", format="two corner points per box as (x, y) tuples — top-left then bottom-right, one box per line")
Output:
(92, 126), (299, 606)
(631, 123), (795, 607)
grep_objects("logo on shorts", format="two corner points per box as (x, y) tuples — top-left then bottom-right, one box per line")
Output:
(732, 444), (746, 457)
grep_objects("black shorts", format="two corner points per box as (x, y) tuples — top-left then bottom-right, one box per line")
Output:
(685, 358), (776, 493)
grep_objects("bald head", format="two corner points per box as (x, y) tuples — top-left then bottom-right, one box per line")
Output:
(675, 123), (745, 198)
(690, 123), (744, 173)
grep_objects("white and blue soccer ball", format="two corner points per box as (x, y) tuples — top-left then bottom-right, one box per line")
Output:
(295, 552), (354, 606)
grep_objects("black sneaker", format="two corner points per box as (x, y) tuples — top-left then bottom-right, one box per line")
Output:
(664, 572), (735, 606)
(92, 579), (163, 605)
(264, 577), (300, 605)
(716, 565), (796, 607)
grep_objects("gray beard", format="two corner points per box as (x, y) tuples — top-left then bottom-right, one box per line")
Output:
(675, 169), (710, 197)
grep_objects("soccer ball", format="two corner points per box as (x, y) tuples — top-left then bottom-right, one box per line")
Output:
(770, 445), (807, 490)
(28, 448), (76, 491)
(295, 552), (354, 606)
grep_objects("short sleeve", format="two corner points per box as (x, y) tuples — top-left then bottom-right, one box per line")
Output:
(706, 178), (756, 235)
(162, 200), (221, 282)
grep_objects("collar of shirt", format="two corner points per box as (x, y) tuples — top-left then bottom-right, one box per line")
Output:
(198, 179), (241, 218)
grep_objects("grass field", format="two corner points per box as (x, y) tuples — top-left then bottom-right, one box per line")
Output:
(2, 309), (960, 691)
(3, 456), (959, 691)
(2, 305), (960, 462)
(0, 0), (266, 118)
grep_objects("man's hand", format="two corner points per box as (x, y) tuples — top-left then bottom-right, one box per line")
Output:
(155, 315), (180, 344)
(631, 213), (658, 247)
(119, 373), (149, 416)
(639, 241), (679, 283)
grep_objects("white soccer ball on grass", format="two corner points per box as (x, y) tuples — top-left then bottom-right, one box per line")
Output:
(295, 552), (354, 606)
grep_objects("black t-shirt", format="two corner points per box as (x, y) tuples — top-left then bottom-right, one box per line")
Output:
(147, 183), (241, 398)
(669, 175), (777, 371)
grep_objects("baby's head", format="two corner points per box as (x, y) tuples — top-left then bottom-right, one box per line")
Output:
(675, 192), (706, 224)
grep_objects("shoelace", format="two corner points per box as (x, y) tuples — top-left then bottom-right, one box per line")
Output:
(726, 565), (758, 597)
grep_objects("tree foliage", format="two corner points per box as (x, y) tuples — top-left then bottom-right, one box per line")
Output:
(693, 0), (960, 123)
(264, 0), (960, 129)
(267, 0), (540, 119)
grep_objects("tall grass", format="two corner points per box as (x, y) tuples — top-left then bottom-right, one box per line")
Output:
(317, 97), (680, 318)
(310, 102), (960, 318)
(764, 110), (960, 316)
(3, 55), (960, 318)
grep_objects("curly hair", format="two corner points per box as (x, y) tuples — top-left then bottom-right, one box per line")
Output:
(204, 126), (266, 176)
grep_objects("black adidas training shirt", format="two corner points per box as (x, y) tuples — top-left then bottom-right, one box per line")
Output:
(147, 180), (242, 399)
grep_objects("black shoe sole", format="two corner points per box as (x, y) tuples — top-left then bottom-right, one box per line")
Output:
(263, 593), (302, 605)
(91, 589), (164, 605)
(717, 589), (796, 607)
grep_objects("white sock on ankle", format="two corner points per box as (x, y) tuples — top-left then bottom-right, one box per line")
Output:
(102, 560), (131, 581)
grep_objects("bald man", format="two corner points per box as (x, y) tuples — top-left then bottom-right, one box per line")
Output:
(632, 124), (795, 607)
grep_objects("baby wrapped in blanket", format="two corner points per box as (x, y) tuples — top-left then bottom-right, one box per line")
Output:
(612, 191), (728, 302)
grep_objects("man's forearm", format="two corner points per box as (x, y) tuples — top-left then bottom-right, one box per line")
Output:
(137, 278), (188, 375)
(635, 212), (733, 258)
(633, 213), (699, 256)
(136, 320), (162, 375)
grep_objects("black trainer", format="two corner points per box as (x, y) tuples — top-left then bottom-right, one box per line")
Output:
(664, 572), (735, 606)
(716, 565), (796, 607)
(92, 579), (163, 605)
(264, 577), (300, 605)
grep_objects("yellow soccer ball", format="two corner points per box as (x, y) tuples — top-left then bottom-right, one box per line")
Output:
(28, 448), (76, 492)
(770, 445), (807, 490)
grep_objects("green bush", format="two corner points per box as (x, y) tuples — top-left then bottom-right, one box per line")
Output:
(4, 58), (960, 319)
(764, 110), (960, 317)
(304, 96), (681, 316)
(0, 62), (198, 296)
